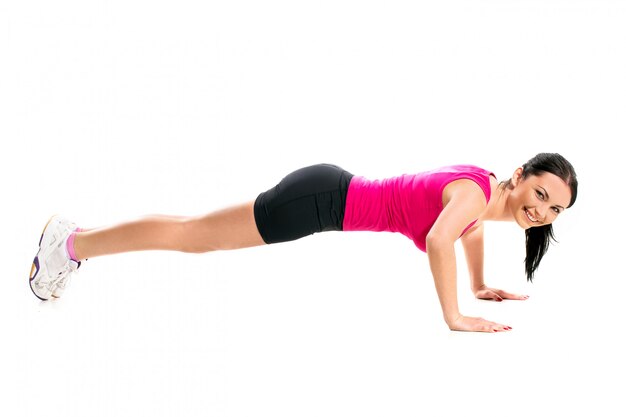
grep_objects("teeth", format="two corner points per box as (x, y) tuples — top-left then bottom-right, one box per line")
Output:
(525, 209), (538, 222)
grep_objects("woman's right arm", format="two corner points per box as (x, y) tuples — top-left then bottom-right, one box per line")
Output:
(426, 180), (511, 333)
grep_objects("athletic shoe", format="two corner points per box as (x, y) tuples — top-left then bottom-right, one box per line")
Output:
(51, 229), (89, 298)
(50, 268), (74, 299)
(29, 215), (81, 301)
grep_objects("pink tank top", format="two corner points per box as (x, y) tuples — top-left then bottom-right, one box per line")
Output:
(342, 164), (496, 252)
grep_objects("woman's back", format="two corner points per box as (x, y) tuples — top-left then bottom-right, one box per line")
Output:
(342, 164), (496, 252)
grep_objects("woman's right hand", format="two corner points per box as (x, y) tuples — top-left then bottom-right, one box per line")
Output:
(447, 315), (512, 333)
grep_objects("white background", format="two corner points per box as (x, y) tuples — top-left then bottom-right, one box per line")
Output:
(2, 0), (625, 416)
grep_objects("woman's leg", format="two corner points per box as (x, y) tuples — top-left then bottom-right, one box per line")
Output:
(72, 201), (266, 261)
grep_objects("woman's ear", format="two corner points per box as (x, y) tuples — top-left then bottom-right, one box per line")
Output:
(510, 167), (524, 187)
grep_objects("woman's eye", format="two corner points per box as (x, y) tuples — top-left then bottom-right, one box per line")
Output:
(536, 190), (544, 200)
(553, 207), (561, 214)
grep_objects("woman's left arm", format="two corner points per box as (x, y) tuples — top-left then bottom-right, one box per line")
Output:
(460, 224), (486, 294)
(461, 224), (529, 301)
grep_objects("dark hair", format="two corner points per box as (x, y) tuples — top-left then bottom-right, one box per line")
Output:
(499, 153), (578, 282)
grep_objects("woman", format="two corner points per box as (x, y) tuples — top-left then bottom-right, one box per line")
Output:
(29, 152), (578, 333)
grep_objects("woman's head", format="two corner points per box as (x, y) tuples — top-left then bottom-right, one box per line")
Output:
(500, 153), (578, 281)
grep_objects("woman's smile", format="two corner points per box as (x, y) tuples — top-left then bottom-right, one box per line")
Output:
(524, 207), (540, 224)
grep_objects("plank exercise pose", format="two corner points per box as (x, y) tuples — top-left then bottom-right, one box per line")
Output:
(29, 152), (577, 333)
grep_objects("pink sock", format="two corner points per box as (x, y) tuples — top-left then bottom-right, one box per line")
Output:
(66, 232), (79, 262)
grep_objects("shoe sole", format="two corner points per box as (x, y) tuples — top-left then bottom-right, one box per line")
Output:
(29, 215), (59, 301)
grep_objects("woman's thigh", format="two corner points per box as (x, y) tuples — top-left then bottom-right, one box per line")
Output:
(186, 201), (266, 252)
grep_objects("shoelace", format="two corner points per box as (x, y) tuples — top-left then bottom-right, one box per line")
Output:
(52, 260), (80, 290)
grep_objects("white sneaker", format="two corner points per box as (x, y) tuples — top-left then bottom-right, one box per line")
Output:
(29, 215), (81, 301)
(50, 267), (74, 299)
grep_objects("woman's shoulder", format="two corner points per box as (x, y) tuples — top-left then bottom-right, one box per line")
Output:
(430, 164), (494, 176)
(441, 177), (488, 206)
(420, 164), (494, 187)
(436, 164), (496, 206)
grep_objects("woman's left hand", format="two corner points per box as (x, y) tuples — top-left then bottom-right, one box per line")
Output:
(474, 285), (529, 302)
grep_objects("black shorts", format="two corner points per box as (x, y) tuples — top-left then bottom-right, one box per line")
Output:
(253, 163), (355, 244)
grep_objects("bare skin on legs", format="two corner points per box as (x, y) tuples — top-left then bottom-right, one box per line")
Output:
(72, 201), (266, 261)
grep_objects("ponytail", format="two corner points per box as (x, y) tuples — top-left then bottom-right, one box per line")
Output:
(525, 224), (557, 282)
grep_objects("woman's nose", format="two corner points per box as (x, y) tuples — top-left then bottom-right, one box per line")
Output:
(536, 204), (548, 220)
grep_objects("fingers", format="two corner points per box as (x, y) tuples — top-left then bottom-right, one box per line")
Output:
(496, 290), (530, 300)
(482, 319), (512, 333)
(489, 322), (513, 333)
(479, 288), (530, 301)
(450, 316), (513, 333)
(475, 289), (503, 302)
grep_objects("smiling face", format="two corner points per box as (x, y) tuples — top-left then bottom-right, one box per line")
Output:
(506, 169), (573, 230)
